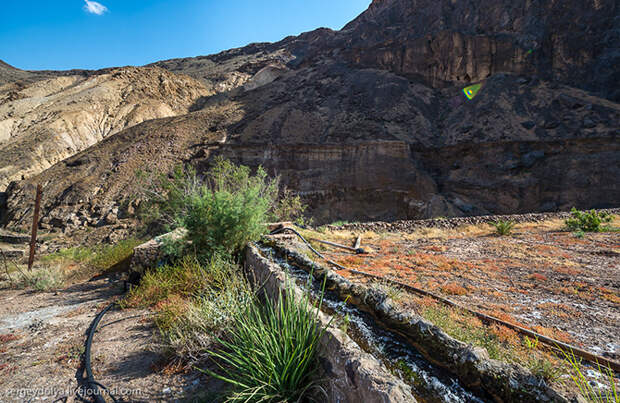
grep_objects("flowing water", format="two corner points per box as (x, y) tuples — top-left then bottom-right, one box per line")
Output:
(257, 245), (490, 403)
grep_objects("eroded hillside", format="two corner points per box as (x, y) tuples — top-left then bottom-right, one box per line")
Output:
(0, 66), (213, 190)
(1, 0), (619, 234)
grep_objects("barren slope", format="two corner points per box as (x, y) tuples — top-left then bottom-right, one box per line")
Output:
(0, 66), (211, 190)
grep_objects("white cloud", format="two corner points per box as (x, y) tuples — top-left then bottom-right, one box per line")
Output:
(84, 0), (108, 15)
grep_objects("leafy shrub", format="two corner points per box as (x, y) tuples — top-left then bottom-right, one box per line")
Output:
(139, 158), (305, 258)
(493, 220), (515, 235)
(565, 208), (614, 233)
(204, 283), (327, 402)
(183, 163), (276, 257)
(159, 230), (189, 262)
(272, 188), (306, 223)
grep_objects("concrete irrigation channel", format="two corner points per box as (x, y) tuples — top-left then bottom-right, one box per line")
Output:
(126, 227), (572, 402)
(247, 238), (569, 403)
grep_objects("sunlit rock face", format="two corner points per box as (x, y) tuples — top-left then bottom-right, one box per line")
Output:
(2, 0), (619, 232)
(0, 66), (212, 190)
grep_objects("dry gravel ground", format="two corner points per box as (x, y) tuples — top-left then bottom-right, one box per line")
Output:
(308, 217), (620, 361)
(0, 275), (213, 402)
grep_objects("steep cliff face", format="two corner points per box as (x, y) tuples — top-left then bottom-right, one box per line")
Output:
(340, 0), (620, 101)
(1, 0), (619, 232)
(198, 70), (619, 220)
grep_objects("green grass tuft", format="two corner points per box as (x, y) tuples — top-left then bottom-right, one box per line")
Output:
(560, 348), (619, 403)
(41, 246), (94, 264)
(202, 282), (328, 402)
(41, 238), (142, 273)
(492, 220), (516, 236)
(89, 238), (143, 271)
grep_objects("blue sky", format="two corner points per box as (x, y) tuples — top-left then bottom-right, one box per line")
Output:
(0, 0), (370, 71)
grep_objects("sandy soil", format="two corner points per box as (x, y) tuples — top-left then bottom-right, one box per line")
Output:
(0, 275), (214, 402)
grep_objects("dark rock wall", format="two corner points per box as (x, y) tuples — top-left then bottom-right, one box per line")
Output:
(213, 141), (439, 222)
(339, 0), (620, 101)
(412, 138), (620, 216)
(0, 192), (7, 225)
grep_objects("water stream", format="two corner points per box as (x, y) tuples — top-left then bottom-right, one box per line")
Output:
(257, 245), (490, 403)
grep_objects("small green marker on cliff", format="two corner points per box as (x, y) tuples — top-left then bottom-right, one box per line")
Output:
(462, 83), (482, 100)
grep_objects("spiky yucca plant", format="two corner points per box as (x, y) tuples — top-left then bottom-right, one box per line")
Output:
(204, 281), (328, 402)
(493, 220), (516, 236)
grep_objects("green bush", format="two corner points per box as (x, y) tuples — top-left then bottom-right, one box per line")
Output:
(204, 283), (327, 402)
(138, 164), (202, 234)
(565, 208), (614, 233)
(140, 158), (305, 258)
(272, 188), (307, 223)
(183, 159), (277, 257)
(492, 220), (516, 236)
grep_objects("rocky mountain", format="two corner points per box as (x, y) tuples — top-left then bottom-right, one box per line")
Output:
(1, 0), (619, 233)
(148, 44), (295, 94)
(0, 60), (47, 85)
(0, 65), (213, 190)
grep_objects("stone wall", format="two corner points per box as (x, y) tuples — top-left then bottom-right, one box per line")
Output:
(335, 208), (620, 233)
(129, 228), (187, 278)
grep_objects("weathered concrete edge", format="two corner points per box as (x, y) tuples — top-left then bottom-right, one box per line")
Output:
(268, 241), (571, 403)
(245, 243), (416, 403)
(129, 228), (187, 277)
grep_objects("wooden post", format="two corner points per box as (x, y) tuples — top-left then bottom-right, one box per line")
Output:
(354, 235), (362, 250)
(28, 184), (42, 271)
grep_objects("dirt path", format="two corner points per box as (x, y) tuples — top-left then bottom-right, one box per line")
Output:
(0, 276), (208, 402)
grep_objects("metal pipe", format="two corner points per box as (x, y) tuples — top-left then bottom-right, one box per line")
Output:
(310, 238), (366, 254)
